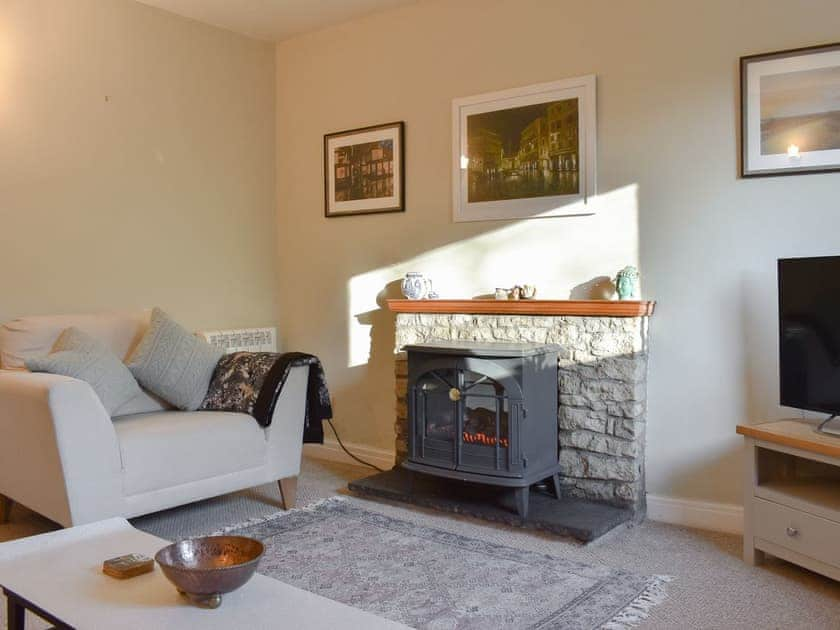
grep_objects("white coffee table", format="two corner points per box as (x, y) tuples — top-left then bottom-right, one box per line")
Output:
(0, 518), (411, 629)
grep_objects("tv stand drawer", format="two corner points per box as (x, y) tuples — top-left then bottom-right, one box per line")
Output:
(753, 497), (840, 567)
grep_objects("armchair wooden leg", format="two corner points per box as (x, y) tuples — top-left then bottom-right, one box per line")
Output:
(278, 477), (297, 511)
(0, 494), (12, 524)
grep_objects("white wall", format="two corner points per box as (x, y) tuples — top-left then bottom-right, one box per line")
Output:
(275, 0), (840, 507)
(0, 0), (278, 331)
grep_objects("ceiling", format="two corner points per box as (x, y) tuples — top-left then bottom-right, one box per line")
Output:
(135, 0), (417, 42)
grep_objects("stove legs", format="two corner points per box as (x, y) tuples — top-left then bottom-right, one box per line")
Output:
(515, 487), (529, 519)
(551, 473), (562, 499)
(515, 474), (561, 519)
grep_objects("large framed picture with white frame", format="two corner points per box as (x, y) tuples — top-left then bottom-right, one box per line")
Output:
(451, 75), (596, 223)
(741, 42), (840, 177)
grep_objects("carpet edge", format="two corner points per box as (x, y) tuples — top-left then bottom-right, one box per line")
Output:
(600, 574), (673, 630)
(206, 496), (348, 537)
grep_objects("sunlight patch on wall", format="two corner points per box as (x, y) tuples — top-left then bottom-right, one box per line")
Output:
(347, 184), (639, 367)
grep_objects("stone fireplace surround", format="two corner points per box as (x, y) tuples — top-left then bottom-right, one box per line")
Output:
(389, 299), (654, 518)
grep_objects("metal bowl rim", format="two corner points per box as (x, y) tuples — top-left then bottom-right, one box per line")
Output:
(154, 536), (264, 572)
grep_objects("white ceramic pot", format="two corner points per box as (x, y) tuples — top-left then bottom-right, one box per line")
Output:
(401, 273), (431, 300)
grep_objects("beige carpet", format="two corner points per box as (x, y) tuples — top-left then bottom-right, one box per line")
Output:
(3, 456), (840, 628)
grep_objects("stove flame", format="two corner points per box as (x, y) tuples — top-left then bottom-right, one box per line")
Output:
(463, 431), (509, 448)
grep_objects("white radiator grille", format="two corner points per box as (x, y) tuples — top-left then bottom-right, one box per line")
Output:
(198, 327), (277, 354)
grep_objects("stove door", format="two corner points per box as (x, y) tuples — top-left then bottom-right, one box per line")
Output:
(459, 369), (519, 475)
(410, 368), (459, 469)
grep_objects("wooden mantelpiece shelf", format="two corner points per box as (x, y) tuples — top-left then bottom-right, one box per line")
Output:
(387, 299), (655, 317)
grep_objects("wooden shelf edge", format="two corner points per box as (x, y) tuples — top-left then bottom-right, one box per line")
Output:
(737, 421), (840, 459)
(386, 299), (655, 317)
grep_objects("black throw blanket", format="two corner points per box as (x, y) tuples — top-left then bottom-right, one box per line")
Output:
(200, 352), (331, 443)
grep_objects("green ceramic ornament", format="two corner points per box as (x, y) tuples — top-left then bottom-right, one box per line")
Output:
(615, 266), (639, 300)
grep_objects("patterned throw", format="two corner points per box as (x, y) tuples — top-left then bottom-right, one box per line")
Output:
(216, 498), (671, 630)
(200, 352), (332, 443)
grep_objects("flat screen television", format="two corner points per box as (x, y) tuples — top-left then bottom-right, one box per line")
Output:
(779, 256), (840, 416)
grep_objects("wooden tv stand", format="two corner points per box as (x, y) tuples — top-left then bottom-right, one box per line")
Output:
(737, 419), (840, 581)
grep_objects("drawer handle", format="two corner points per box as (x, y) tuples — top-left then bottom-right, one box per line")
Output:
(786, 526), (799, 537)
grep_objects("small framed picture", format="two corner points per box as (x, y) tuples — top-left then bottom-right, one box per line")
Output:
(741, 42), (840, 177)
(324, 121), (404, 218)
(451, 75), (596, 223)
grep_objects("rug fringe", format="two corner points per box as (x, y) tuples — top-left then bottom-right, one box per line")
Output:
(207, 496), (347, 536)
(600, 575), (673, 630)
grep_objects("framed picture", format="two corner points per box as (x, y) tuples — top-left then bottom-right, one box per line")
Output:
(324, 121), (404, 218)
(741, 42), (840, 177)
(452, 75), (596, 223)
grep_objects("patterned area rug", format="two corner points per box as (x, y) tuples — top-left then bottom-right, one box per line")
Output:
(215, 498), (669, 629)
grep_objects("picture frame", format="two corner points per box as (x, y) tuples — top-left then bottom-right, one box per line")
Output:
(741, 42), (840, 177)
(451, 75), (596, 223)
(324, 121), (405, 218)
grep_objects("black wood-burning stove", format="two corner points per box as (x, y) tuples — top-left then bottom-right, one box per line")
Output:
(403, 341), (561, 518)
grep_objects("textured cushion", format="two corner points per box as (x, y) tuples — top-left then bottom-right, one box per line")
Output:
(112, 410), (267, 495)
(0, 310), (150, 370)
(24, 328), (143, 416)
(111, 387), (174, 417)
(126, 308), (223, 411)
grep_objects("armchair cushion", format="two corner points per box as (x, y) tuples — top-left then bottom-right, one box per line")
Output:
(0, 311), (149, 370)
(113, 410), (267, 495)
(126, 308), (222, 411)
(25, 328), (142, 415)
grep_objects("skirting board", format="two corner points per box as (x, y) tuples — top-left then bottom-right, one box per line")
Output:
(303, 439), (396, 472)
(303, 443), (744, 535)
(646, 494), (743, 535)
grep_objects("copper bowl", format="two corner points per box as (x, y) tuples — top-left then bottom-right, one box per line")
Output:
(155, 536), (264, 608)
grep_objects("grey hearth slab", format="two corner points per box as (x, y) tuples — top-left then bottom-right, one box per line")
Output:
(348, 468), (633, 543)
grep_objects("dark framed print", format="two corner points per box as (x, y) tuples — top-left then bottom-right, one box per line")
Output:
(324, 121), (404, 217)
(741, 42), (840, 177)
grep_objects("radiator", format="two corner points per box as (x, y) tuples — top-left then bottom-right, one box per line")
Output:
(197, 327), (277, 354)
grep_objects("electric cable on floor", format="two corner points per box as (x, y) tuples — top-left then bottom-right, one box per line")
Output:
(326, 418), (385, 472)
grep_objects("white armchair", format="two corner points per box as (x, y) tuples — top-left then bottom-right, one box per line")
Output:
(0, 312), (308, 527)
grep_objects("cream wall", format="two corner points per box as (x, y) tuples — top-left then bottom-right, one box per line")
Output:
(276, 0), (840, 505)
(0, 0), (277, 331)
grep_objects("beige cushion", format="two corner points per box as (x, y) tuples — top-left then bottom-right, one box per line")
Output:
(0, 311), (150, 370)
(113, 411), (267, 496)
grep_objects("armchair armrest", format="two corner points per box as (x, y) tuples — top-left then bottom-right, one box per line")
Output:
(0, 371), (123, 526)
(264, 365), (309, 476)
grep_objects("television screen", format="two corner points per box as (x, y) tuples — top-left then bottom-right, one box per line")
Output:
(779, 256), (840, 415)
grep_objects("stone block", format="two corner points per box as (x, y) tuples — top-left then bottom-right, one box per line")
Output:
(590, 332), (633, 357)
(613, 418), (645, 440)
(581, 379), (644, 403)
(472, 327), (497, 342)
(558, 407), (608, 432)
(607, 401), (645, 419)
(559, 430), (639, 458)
(596, 356), (647, 383)
(558, 372), (582, 395)
(557, 477), (639, 507)
(559, 394), (607, 411)
(559, 450), (640, 482)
